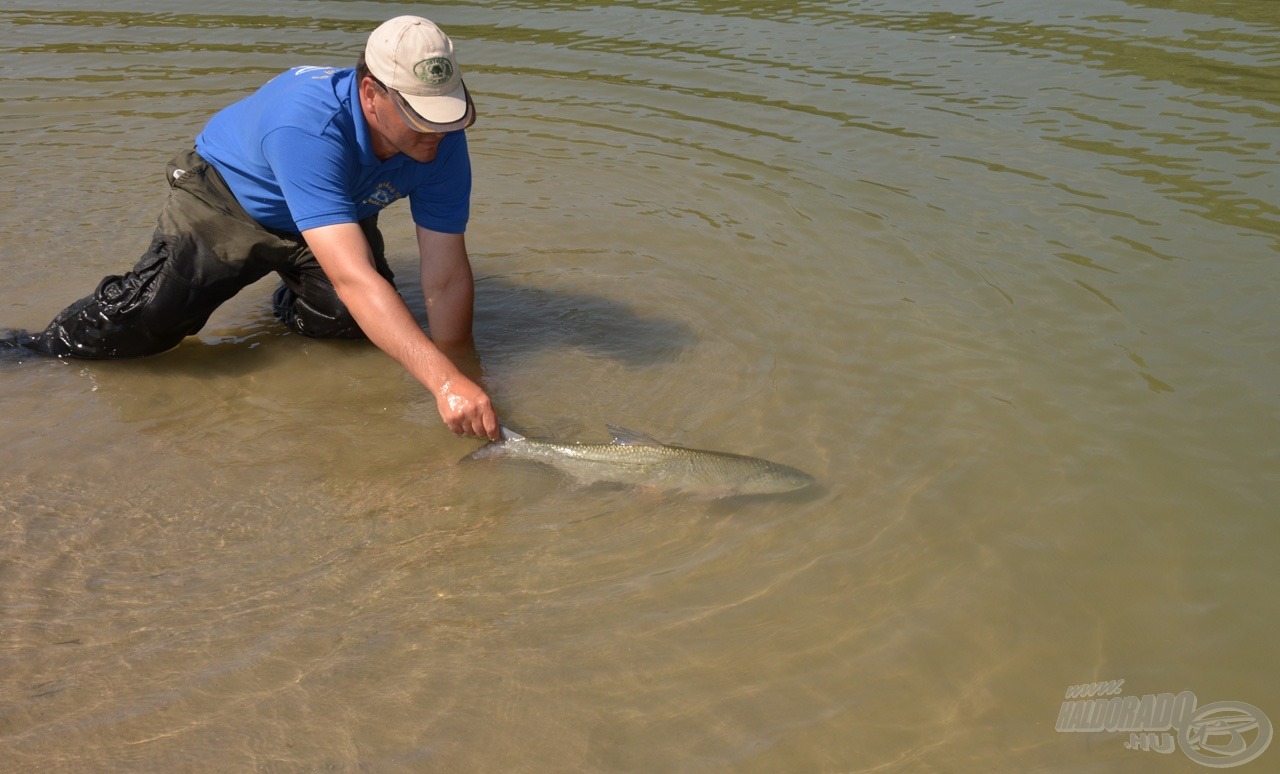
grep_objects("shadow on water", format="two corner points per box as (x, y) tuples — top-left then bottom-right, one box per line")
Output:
(472, 274), (696, 367)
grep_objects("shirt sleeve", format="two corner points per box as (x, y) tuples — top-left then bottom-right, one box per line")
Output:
(261, 126), (358, 232)
(410, 132), (472, 234)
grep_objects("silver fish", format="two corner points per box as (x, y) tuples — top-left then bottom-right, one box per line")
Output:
(464, 425), (815, 497)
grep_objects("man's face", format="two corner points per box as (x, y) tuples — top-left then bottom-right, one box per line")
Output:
(362, 77), (453, 163)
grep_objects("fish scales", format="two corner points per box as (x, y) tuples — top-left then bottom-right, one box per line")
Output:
(464, 425), (814, 497)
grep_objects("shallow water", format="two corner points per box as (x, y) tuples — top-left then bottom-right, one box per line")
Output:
(1, 1), (1277, 771)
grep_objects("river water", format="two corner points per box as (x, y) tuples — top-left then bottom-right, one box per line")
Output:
(1, 1), (1277, 771)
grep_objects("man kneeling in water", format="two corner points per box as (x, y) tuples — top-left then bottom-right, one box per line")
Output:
(4, 16), (499, 440)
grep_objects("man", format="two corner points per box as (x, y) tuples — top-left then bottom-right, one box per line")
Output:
(4, 16), (499, 440)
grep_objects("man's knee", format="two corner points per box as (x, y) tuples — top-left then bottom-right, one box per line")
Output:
(271, 224), (392, 341)
(272, 283), (366, 340)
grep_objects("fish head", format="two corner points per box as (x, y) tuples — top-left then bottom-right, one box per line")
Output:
(729, 461), (816, 496)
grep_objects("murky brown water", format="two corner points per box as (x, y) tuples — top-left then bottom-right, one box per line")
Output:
(2, 1), (1278, 771)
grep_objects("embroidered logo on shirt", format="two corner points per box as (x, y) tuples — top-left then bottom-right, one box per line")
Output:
(364, 182), (403, 209)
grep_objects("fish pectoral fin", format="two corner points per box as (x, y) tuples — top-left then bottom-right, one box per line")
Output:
(605, 424), (663, 446)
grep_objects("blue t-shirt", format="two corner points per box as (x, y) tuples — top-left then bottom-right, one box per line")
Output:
(195, 66), (470, 235)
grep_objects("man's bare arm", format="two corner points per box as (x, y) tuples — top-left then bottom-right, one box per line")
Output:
(417, 227), (474, 347)
(300, 221), (499, 439)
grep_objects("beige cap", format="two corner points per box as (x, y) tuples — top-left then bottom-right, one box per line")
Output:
(365, 15), (475, 133)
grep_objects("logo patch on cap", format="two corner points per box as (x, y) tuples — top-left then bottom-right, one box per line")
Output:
(414, 57), (454, 86)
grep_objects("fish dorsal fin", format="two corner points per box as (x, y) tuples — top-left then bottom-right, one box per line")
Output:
(499, 426), (526, 442)
(606, 424), (662, 446)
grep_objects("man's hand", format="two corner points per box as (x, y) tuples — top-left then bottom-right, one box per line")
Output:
(436, 372), (499, 439)
(300, 221), (500, 440)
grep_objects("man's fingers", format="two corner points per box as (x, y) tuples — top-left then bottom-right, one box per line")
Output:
(436, 381), (496, 439)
